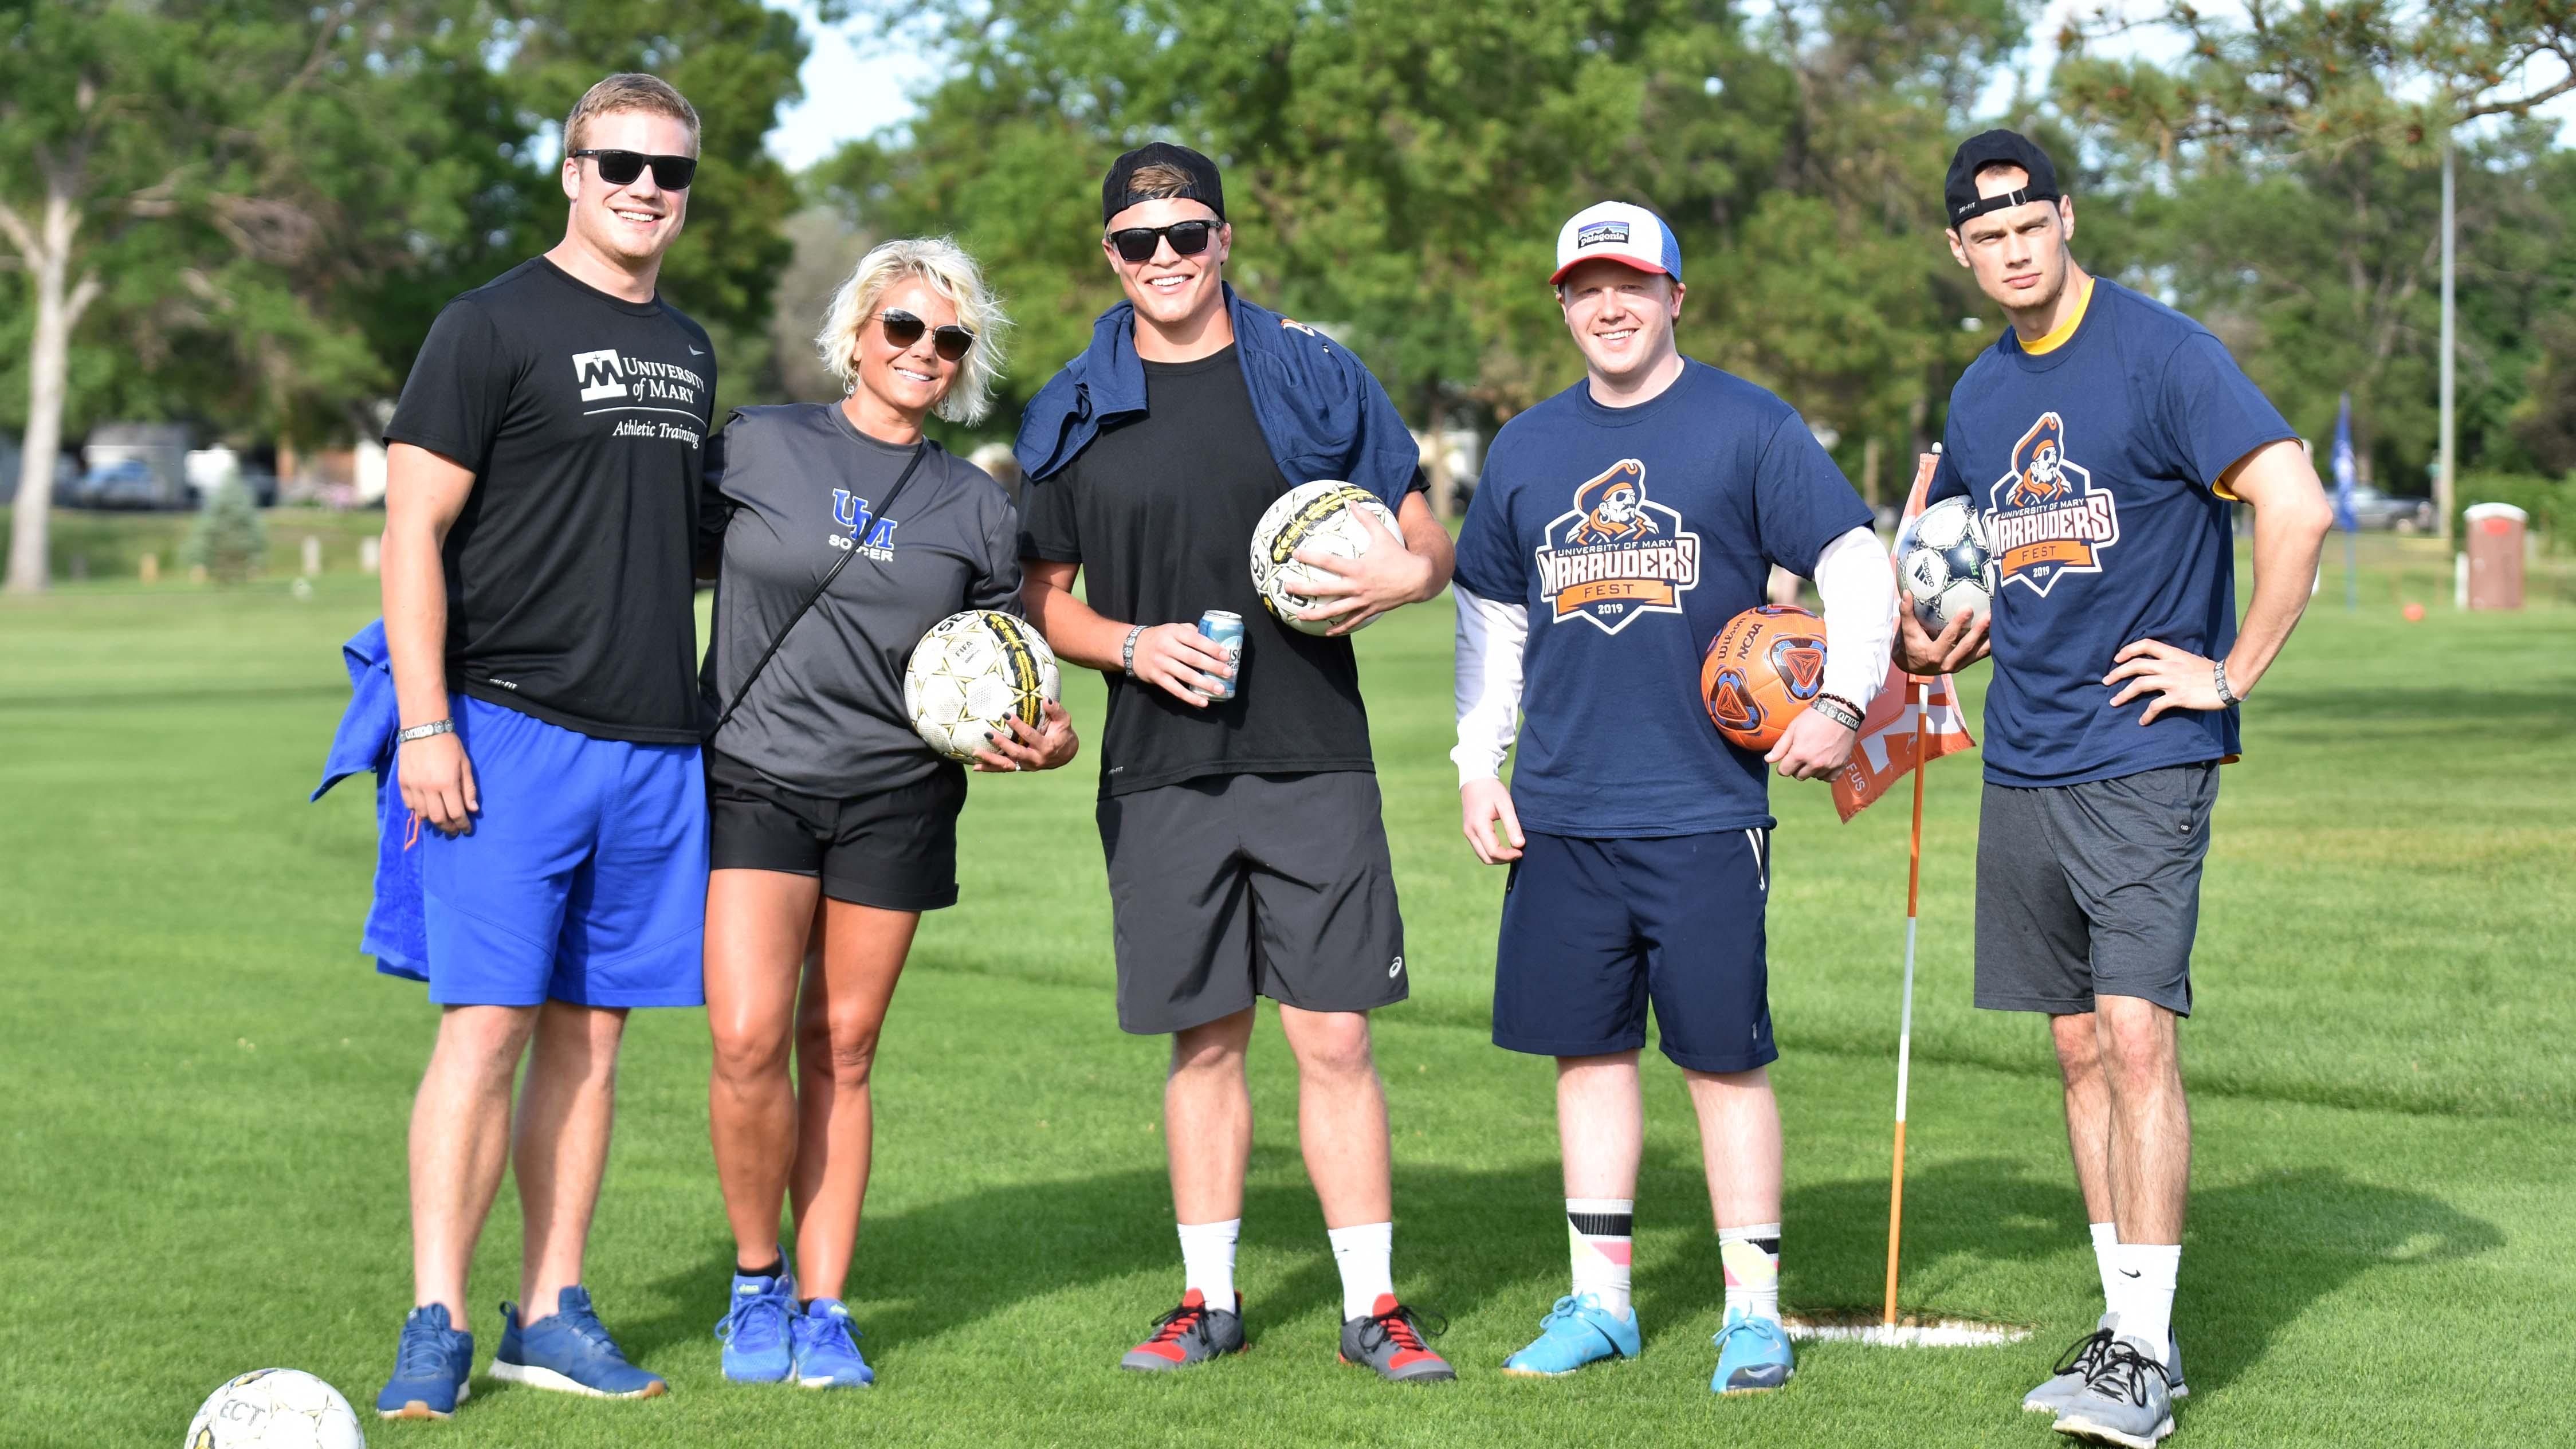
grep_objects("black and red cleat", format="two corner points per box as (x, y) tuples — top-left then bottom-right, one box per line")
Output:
(1338, 1295), (1455, 1382)
(1119, 1289), (1246, 1372)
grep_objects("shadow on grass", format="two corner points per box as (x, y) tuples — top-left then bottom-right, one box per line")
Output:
(1780, 1157), (2500, 1396)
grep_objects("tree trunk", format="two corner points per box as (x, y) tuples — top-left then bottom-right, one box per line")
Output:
(1422, 389), (1458, 523)
(4, 189), (99, 595)
(1860, 433), (1883, 511)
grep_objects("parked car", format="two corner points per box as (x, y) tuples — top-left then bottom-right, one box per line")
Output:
(76, 460), (165, 509)
(2345, 485), (2436, 533)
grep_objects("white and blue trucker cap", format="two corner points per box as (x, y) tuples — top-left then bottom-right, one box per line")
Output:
(1550, 201), (1682, 284)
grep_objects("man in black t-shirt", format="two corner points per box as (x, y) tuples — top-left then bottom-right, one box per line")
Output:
(1016, 144), (1459, 1382)
(365, 74), (712, 1420)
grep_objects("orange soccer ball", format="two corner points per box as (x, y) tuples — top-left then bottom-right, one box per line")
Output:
(1701, 604), (1830, 751)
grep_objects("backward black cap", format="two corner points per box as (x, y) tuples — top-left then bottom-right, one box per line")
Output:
(1102, 142), (1225, 226)
(1944, 129), (2061, 227)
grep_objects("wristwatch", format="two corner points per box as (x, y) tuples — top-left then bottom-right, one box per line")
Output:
(395, 719), (455, 745)
(2213, 659), (2240, 706)
(1809, 693), (1864, 731)
(1120, 625), (1146, 677)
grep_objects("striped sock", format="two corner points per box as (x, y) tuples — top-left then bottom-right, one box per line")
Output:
(1566, 1198), (1634, 1318)
(1718, 1223), (1782, 1324)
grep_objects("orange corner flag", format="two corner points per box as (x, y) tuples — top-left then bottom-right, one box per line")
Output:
(1832, 451), (1976, 822)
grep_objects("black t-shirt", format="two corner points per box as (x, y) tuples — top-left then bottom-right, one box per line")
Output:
(384, 257), (716, 743)
(1019, 345), (1423, 796)
(700, 405), (1021, 798)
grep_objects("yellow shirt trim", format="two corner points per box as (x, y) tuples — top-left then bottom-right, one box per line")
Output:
(2021, 276), (2092, 356)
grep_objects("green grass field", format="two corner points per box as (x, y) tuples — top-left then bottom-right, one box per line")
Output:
(3, 541), (2570, 1447)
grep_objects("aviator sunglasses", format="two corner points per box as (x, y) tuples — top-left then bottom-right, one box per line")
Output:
(878, 309), (976, 362)
(1107, 219), (1217, 264)
(568, 148), (698, 191)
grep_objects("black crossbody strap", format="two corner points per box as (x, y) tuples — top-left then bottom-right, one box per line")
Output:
(709, 439), (931, 744)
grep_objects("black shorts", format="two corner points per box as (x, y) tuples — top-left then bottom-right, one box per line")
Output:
(1095, 771), (1407, 1035)
(705, 749), (966, 913)
(1492, 829), (1777, 1074)
(1973, 763), (2217, 1017)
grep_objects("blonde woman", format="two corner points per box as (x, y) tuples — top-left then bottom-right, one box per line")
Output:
(698, 238), (1075, 1388)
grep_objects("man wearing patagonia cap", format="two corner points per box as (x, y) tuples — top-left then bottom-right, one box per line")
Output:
(1450, 200), (1895, 1393)
(1015, 142), (1458, 1383)
(1901, 129), (2331, 1449)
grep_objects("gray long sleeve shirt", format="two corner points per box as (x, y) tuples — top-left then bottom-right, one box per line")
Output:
(700, 403), (1022, 797)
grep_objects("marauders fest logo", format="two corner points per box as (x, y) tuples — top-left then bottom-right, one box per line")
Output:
(1533, 459), (1702, 635)
(1986, 411), (2119, 596)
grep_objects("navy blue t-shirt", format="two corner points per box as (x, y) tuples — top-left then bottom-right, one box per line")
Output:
(1454, 359), (1873, 835)
(1929, 277), (2295, 787)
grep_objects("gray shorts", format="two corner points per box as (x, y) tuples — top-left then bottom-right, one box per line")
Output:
(1096, 771), (1408, 1035)
(1974, 763), (2218, 1018)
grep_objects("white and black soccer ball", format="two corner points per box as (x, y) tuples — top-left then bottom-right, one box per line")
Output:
(902, 610), (1061, 761)
(1248, 480), (1401, 636)
(185, 1369), (366, 1449)
(1897, 496), (1994, 634)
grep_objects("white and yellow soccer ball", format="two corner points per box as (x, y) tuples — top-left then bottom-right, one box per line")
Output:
(1896, 496), (1996, 634)
(903, 610), (1061, 761)
(185, 1369), (367, 1449)
(1248, 480), (1401, 636)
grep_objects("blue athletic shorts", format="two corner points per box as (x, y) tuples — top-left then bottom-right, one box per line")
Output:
(1491, 829), (1777, 1074)
(406, 694), (708, 1008)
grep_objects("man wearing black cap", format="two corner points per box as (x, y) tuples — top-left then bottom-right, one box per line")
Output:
(1015, 143), (1456, 1383)
(1899, 130), (2332, 1447)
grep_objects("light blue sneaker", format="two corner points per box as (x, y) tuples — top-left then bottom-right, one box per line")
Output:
(1710, 1308), (1795, 1394)
(1501, 1294), (1642, 1377)
(714, 1260), (798, 1384)
(375, 1303), (473, 1420)
(791, 1298), (874, 1388)
(492, 1287), (667, 1400)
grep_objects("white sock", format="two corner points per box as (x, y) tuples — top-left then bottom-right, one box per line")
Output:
(1327, 1222), (1395, 1321)
(1717, 1222), (1782, 1324)
(1566, 1197), (1635, 1318)
(2116, 1243), (2180, 1364)
(1176, 1218), (1240, 1309)
(2090, 1222), (2122, 1313)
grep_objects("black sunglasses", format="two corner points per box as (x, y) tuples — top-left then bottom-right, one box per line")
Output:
(879, 309), (975, 362)
(1107, 219), (1217, 264)
(570, 148), (697, 191)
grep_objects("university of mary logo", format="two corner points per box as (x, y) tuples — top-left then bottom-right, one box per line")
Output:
(1534, 459), (1702, 634)
(1986, 412), (2119, 596)
(571, 346), (708, 447)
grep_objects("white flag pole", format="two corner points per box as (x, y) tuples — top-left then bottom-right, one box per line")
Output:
(1883, 673), (1927, 1327)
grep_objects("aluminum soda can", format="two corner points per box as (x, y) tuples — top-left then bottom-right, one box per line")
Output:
(1196, 610), (1244, 701)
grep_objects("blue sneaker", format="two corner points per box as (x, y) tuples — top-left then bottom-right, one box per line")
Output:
(791, 1298), (874, 1388)
(714, 1264), (798, 1384)
(491, 1287), (667, 1400)
(376, 1303), (474, 1420)
(1502, 1294), (1642, 1377)
(1711, 1309), (1795, 1394)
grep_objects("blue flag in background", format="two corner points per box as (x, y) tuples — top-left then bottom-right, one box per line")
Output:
(2331, 392), (2358, 532)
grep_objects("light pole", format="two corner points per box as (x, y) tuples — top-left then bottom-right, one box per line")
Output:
(2437, 135), (2455, 548)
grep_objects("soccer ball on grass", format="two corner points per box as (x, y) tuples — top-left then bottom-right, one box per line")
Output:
(185, 1369), (366, 1449)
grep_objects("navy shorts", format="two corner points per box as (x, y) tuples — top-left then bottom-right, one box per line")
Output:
(409, 694), (708, 1008)
(1492, 829), (1777, 1074)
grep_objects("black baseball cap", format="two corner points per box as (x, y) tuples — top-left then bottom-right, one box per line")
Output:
(1943, 129), (2061, 228)
(1101, 142), (1226, 227)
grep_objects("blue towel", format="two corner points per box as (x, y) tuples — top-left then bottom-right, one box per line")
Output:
(1013, 284), (1423, 509)
(311, 619), (429, 981)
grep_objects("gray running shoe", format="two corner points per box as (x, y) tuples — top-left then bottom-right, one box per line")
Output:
(2053, 1336), (2176, 1448)
(2027, 1316), (2188, 1414)
(1120, 1290), (1245, 1372)
(1338, 1295), (1456, 1382)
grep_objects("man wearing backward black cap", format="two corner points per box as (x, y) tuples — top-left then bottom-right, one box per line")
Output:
(1898, 129), (2332, 1448)
(1015, 143), (1457, 1382)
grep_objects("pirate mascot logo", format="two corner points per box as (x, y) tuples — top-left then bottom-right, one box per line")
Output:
(1986, 411), (2119, 597)
(1533, 458), (1702, 635)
